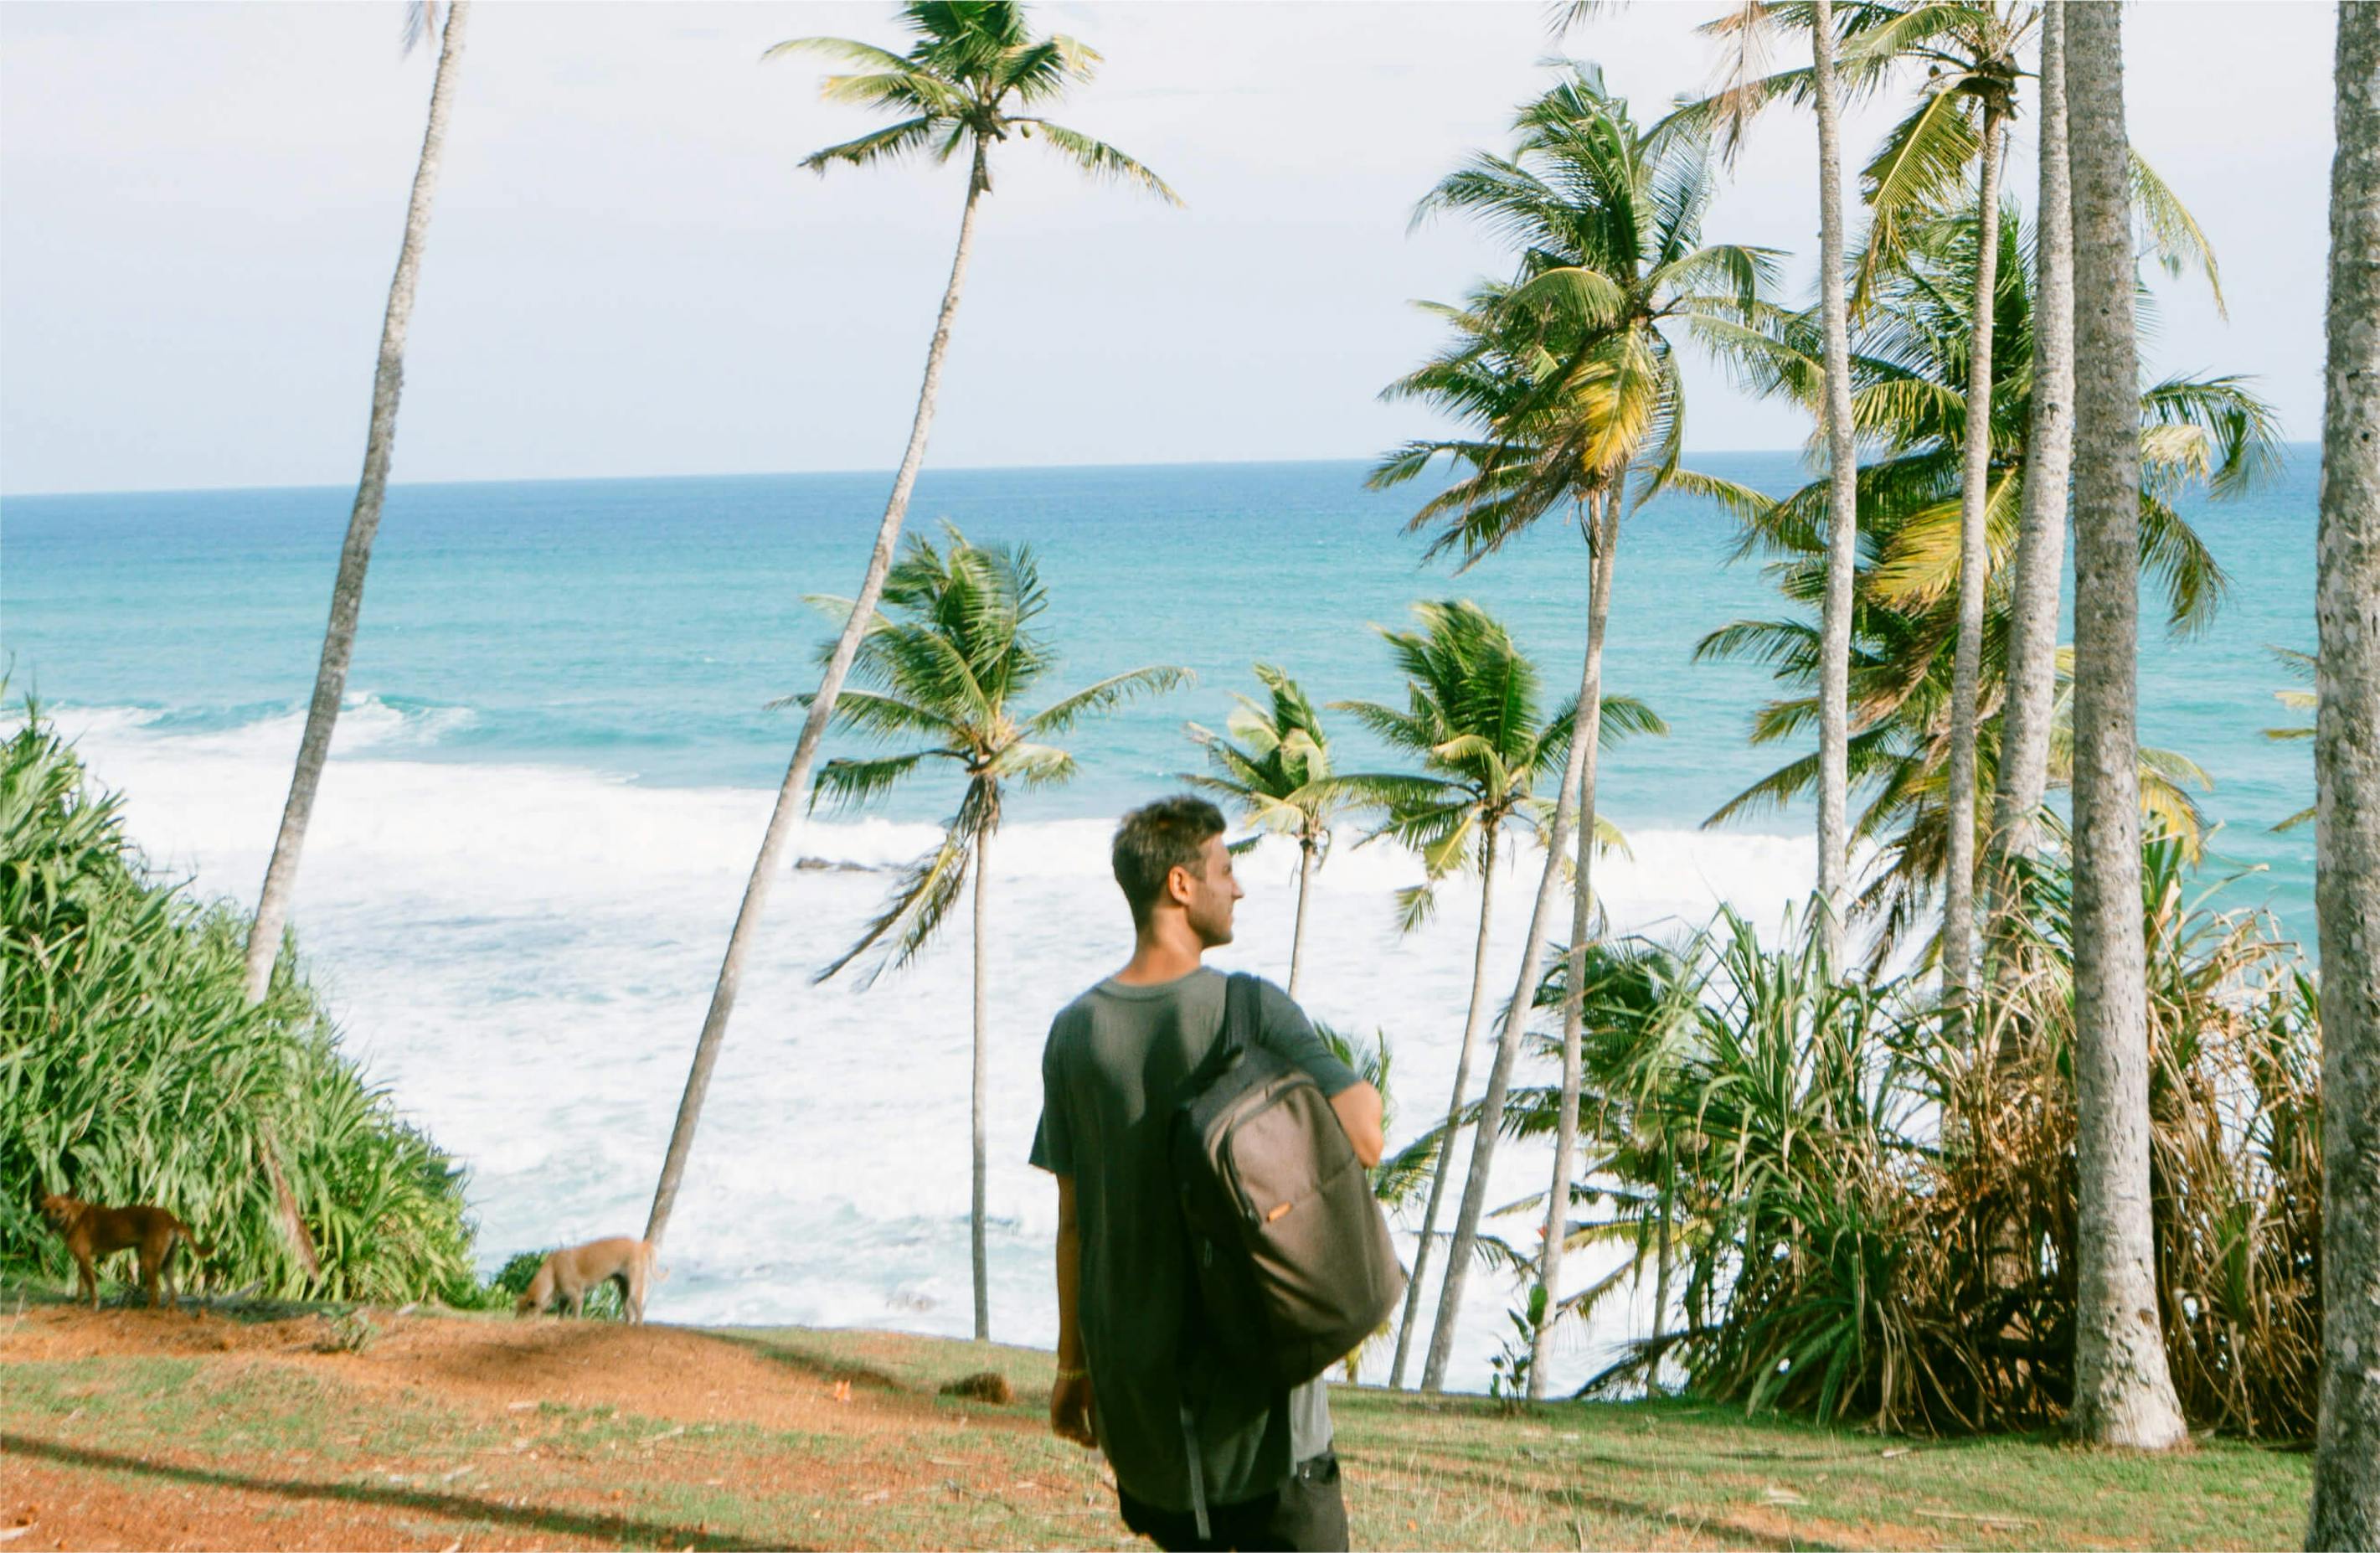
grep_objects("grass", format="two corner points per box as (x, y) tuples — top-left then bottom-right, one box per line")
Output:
(0, 1298), (2312, 1550)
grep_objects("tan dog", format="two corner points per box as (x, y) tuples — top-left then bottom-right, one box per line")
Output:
(515, 1236), (662, 1323)
(40, 1194), (211, 1309)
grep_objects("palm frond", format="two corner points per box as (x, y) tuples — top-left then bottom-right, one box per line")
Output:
(1010, 119), (1182, 204)
(1028, 665), (1193, 736)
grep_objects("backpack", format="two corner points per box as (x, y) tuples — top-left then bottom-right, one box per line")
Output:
(1172, 973), (1409, 1396)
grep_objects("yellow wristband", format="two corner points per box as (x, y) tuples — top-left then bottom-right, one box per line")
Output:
(1056, 1366), (1090, 1380)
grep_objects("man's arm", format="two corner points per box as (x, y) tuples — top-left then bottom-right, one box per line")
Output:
(1330, 1082), (1385, 1169)
(1251, 978), (1385, 1168)
(1050, 1174), (1095, 1447)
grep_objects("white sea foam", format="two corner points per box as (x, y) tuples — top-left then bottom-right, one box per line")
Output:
(45, 701), (1818, 1396)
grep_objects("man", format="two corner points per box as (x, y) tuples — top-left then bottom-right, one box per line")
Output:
(1033, 796), (1386, 1552)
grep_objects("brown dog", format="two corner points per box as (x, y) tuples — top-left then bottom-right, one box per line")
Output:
(515, 1236), (662, 1323)
(40, 1194), (211, 1309)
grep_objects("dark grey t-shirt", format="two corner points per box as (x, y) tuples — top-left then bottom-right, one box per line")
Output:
(1030, 967), (1360, 1512)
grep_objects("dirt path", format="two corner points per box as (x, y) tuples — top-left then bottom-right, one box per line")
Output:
(0, 1303), (1117, 1551)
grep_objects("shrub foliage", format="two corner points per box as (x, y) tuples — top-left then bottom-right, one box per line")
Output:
(1484, 836), (2320, 1440)
(1, 705), (478, 1303)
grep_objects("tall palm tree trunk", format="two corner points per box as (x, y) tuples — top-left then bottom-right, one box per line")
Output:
(1388, 832), (1500, 1390)
(243, 1), (471, 1006)
(2063, 0), (2187, 1451)
(1527, 495), (1618, 1399)
(1423, 525), (1616, 1395)
(2307, 1), (2380, 1540)
(1989, 0), (2073, 911)
(646, 145), (990, 1252)
(1811, 0), (1860, 958)
(1287, 836), (1317, 1000)
(237, 1), (470, 1282)
(1941, 104), (2007, 1032)
(971, 823), (992, 1342)
(1651, 1169), (1672, 1349)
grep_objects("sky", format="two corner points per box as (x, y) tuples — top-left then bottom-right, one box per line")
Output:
(0, 0), (2342, 496)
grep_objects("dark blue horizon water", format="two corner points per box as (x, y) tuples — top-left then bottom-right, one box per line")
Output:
(0, 450), (2321, 936)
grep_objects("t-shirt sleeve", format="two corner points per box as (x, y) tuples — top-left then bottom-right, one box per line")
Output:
(1252, 978), (1363, 1098)
(1028, 1015), (1074, 1176)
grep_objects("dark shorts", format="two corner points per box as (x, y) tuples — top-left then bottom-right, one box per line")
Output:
(1116, 1451), (1348, 1553)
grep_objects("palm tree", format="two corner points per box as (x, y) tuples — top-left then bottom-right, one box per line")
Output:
(1331, 600), (1660, 1392)
(1848, 1), (2033, 1026)
(797, 524), (1187, 1341)
(240, 0), (471, 1280)
(1692, 3), (2215, 981)
(1377, 65), (1767, 1395)
(1700, 0), (1864, 957)
(2308, 0), (2380, 1538)
(1183, 665), (1346, 1000)
(1696, 206), (2274, 965)
(643, 2), (1177, 1254)
(2062, 0), (2187, 1451)
(1985, 0), (2070, 913)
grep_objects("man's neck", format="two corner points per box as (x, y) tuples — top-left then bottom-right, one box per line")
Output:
(1112, 921), (1206, 986)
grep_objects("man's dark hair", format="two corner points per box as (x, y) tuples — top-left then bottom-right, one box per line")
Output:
(1112, 797), (1227, 925)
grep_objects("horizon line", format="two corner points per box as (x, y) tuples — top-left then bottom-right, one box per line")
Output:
(0, 445), (1846, 503)
(1, 438), (2325, 503)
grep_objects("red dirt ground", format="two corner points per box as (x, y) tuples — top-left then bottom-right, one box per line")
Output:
(1, 1304), (1105, 1552)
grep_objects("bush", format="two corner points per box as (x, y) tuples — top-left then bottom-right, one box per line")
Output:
(0, 704), (479, 1304)
(1495, 835), (2321, 1441)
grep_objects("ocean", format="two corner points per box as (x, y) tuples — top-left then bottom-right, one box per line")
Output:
(0, 451), (2321, 1395)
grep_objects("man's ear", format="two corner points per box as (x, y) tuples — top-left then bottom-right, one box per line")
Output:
(1164, 862), (1198, 910)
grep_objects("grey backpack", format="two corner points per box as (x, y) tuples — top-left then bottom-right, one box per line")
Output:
(1172, 973), (1408, 1394)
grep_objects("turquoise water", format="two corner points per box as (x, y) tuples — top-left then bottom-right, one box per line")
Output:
(1, 449), (2322, 931)
(0, 451), (2322, 1387)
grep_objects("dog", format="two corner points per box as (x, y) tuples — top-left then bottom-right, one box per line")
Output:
(515, 1236), (662, 1323)
(39, 1194), (211, 1310)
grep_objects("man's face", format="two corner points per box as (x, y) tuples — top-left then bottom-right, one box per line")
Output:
(1175, 833), (1243, 948)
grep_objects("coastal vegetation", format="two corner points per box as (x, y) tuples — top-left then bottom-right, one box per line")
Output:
(1325, 599), (1661, 1390)
(1, 709), (478, 1303)
(1373, 59), (1772, 1399)
(11, 0), (2377, 1543)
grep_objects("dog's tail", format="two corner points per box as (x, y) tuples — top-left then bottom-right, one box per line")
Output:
(642, 1239), (670, 1283)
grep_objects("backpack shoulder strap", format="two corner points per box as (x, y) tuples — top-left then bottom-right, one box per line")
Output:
(1220, 972), (1265, 1061)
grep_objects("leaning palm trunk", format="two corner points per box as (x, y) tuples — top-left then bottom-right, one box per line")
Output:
(646, 147), (989, 1252)
(1988, 0), (2073, 909)
(239, 1), (470, 1282)
(2308, 2), (2380, 1541)
(1287, 836), (1317, 1001)
(2063, 0), (2187, 1451)
(1940, 105), (2007, 1031)
(1527, 495), (1617, 1399)
(1423, 526), (1615, 1395)
(971, 824), (993, 1341)
(1811, 0), (1859, 958)
(1388, 833), (1500, 1390)
(243, 1), (471, 1007)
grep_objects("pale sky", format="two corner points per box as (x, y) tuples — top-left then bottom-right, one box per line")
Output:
(0, 0), (2341, 496)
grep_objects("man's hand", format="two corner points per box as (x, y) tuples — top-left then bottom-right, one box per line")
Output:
(1052, 1370), (1096, 1447)
(1051, 1175), (1095, 1447)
